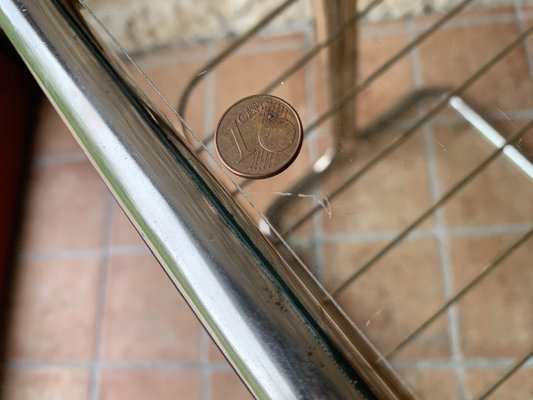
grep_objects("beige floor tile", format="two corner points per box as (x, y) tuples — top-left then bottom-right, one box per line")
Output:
(213, 45), (307, 131)
(323, 238), (450, 359)
(33, 100), (85, 159)
(99, 369), (202, 400)
(396, 368), (459, 400)
(357, 26), (415, 127)
(238, 33), (306, 53)
(1, 368), (89, 400)
(417, 20), (533, 112)
(466, 368), (533, 400)
(433, 122), (533, 227)
(449, 234), (533, 358)
(101, 254), (200, 362)
(7, 258), (99, 361)
(20, 161), (109, 252)
(109, 200), (146, 248)
(321, 132), (434, 234)
(415, 5), (515, 25)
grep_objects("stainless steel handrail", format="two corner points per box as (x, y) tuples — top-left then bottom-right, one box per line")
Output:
(0, 1), (404, 398)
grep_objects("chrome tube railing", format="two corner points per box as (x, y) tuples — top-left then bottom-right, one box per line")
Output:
(0, 1), (401, 398)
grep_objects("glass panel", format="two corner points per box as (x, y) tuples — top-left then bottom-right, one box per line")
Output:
(81, 0), (533, 398)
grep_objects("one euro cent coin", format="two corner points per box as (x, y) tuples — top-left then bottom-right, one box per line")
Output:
(215, 95), (303, 179)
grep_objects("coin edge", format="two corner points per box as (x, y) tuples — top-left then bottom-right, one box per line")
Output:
(214, 94), (304, 180)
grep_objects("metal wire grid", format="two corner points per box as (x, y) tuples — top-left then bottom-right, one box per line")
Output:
(84, 0), (533, 398)
(174, 1), (533, 398)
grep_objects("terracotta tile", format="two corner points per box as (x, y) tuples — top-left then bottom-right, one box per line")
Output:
(136, 57), (207, 143)
(415, 5), (515, 24)
(449, 234), (533, 358)
(109, 200), (146, 248)
(359, 20), (408, 38)
(432, 122), (533, 227)
(1, 367), (89, 400)
(458, 5), (515, 19)
(417, 21), (533, 112)
(396, 368), (459, 400)
(311, 20), (414, 138)
(211, 370), (252, 400)
(102, 254), (200, 362)
(100, 369), (202, 400)
(466, 368), (533, 399)
(33, 99), (85, 159)
(20, 161), (109, 252)
(356, 28), (415, 127)
(7, 258), (99, 361)
(321, 132), (434, 234)
(238, 33), (305, 53)
(323, 238), (450, 359)
(208, 339), (226, 363)
(213, 46), (308, 132)
(135, 43), (210, 67)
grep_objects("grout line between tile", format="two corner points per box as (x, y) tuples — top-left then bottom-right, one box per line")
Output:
(136, 35), (306, 69)
(21, 249), (106, 261)
(391, 357), (533, 370)
(21, 245), (150, 262)
(201, 44), (216, 399)
(311, 222), (532, 244)
(406, 19), (469, 400)
(424, 124), (470, 400)
(88, 194), (115, 400)
(137, 48), (210, 68)
(36, 153), (88, 166)
(199, 330), (212, 400)
(6, 359), (233, 371)
(413, 11), (518, 32)
(8, 357), (533, 371)
(360, 9), (518, 40)
(108, 245), (150, 255)
(229, 36), (306, 57)
(21, 222), (529, 262)
(447, 223), (532, 237)
(303, 28), (325, 282)
(318, 229), (435, 244)
(515, 0), (533, 85)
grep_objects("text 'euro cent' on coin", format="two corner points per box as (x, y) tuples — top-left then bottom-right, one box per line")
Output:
(215, 95), (303, 179)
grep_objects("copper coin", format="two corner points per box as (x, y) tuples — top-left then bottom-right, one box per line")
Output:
(215, 95), (303, 179)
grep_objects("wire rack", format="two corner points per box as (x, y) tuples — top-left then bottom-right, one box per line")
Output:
(85, 0), (533, 398)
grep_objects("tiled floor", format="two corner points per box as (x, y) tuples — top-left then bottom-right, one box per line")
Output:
(3, 1), (533, 400)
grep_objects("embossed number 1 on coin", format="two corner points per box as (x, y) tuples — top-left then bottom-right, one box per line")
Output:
(215, 95), (303, 179)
